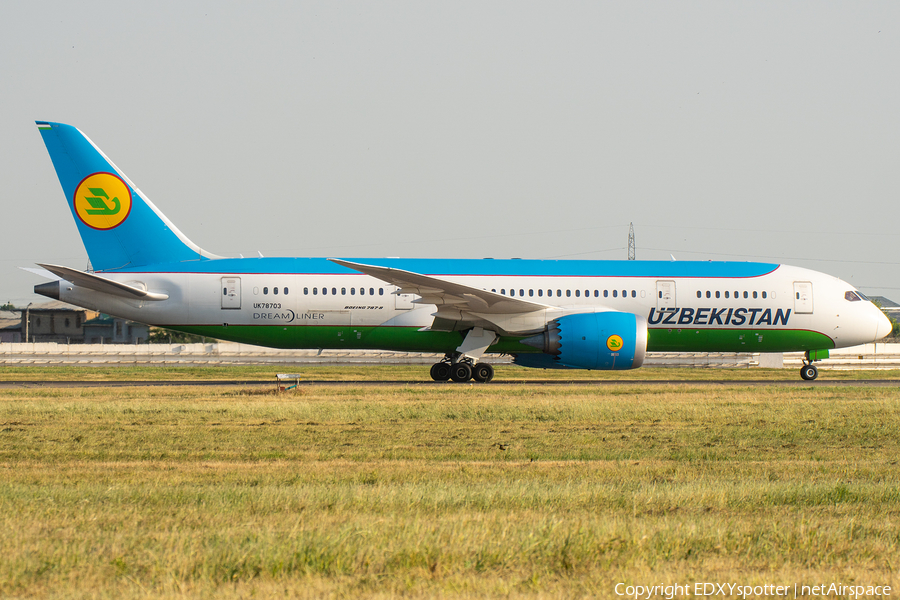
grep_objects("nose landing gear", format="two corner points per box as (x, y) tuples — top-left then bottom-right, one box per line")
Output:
(800, 349), (828, 381)
(800, 363), (818, 381)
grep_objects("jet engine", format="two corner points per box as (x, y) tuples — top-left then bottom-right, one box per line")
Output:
(517, 311), (648, 370)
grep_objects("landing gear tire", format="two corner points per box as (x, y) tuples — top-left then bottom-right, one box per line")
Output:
(472, 363), (494, 383)
(449, 363), (473, 383)
(800, 364), (819, 381)
(430, 362), (451, 381)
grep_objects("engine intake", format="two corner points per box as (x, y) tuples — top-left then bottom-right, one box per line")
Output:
(519, 312), (648, 370)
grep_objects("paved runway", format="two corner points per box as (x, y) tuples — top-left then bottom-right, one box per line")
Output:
(1, 378), (899, 388)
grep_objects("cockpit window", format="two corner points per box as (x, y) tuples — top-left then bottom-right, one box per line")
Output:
(844, 291), (861, 302)
(857, 291), (870, 301)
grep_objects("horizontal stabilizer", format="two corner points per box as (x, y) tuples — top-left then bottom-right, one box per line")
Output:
(37, 263), (169, 301)
(19, 266), (61, 281)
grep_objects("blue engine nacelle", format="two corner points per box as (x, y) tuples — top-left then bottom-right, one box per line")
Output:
(517, 312), (648, 370)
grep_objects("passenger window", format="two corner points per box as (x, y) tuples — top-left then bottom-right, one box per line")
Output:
(322, 287), (327, 295)
(743, 291), (748, 299)
(529, 289), (534, 297)
(284, 287), (289, 295)
(274, 287), (279, 295)
(351, 288), (355, 295)
(706, 291), (711, 298)
(370, 288), (375, 295)
(557, 290), (561, 297)
(379, 288), (384, 296)
(697, 291), (701, 299)
(341, 288), (346, 295)
(360, 288), (365, 296)
(575, 290), (580, 298)
(622, 290), (627, 298)
(538, 289), (543, 297)
(613, 290), (618, 298)
(263, 287), (268, 295)
(566, 290), (571, 297)
(725, 291), (729, 298)
(313, 287), (318, 295)
(332, 288), (337, 295)
(520, 289), (524, 296)
(631, 290), (636, 298)
(715, 291), (720, 299)
(752, 291), (757, 299)
(604, 290), (609, 298)
(594, 290), (599, 297)
(501, 289), (506, 295)
(510, 289), (515, 297)
(304, 287), (308, 295)
(761, 291), (766, 299)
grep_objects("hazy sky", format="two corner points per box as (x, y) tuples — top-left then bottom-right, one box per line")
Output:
(2, 2), (898, 305)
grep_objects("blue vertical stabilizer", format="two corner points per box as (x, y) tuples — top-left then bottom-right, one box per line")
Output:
(36, 121), (217, 271)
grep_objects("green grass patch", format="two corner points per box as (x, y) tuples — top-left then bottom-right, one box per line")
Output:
(1, 382), (899, 598)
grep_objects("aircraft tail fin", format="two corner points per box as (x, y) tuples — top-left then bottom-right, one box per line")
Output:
(35, 121), (219, 271)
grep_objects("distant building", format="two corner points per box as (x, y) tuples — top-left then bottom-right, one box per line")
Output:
(4, 301), (151, 344)
(83, 314), (150, 344)
(20, 301), (99, 344)
(0, 310), (22, 343)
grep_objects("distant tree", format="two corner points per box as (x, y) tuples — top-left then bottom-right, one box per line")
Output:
(0, 302), (16, 311)
(147, 327), (212, 344)
(872, 300), (900, 340)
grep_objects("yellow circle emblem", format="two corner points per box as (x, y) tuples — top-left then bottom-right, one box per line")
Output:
(73, 172), (132, 230)
(606, 335), (624, 352)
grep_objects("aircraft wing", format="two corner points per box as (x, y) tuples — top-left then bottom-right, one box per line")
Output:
(328, 259), (548, 314)
(38, 263), (169, 301)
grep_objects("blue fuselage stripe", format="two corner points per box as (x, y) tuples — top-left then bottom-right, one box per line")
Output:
(106, 257), (780, 279)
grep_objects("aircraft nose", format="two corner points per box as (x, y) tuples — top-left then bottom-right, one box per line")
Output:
(874, 308), (894, 341)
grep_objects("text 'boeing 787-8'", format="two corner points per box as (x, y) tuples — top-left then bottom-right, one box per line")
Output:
(30, 121), (893, 381)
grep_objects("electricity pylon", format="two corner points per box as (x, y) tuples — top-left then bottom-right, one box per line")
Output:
(627, 222), (636, 260)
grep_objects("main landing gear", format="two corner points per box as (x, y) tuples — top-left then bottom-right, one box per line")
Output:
(431, 328), (499, 383)
(430, 355), (495, 383)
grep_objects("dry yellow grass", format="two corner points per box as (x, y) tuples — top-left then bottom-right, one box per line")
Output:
(1, 379), (899, 598)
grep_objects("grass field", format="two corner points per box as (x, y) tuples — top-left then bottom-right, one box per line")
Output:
(1, 367), (899, 598)
(1, 364), (900, 382)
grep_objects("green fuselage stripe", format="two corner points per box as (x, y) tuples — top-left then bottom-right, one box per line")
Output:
(169, 324), (834, 354)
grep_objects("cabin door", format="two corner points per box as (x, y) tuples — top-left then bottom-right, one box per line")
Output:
(793, 281), (813, 314)
(221, 277), (241, 309)
(656, 280), (676, 310)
